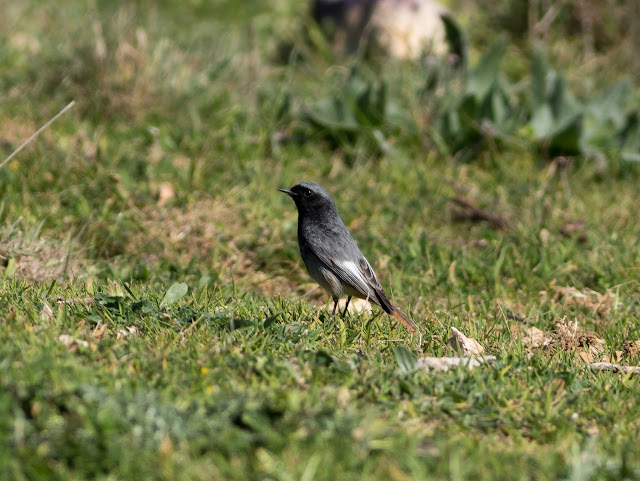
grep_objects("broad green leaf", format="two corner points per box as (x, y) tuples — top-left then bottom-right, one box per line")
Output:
(491, 88), (509, 128)
(393, 346), (417, 374)
(441, 12), (467, 68)
(588, 78), (632, 128)
(466, 34), (507, 100)
(531, 105), (554, 138)
(530, 45), (549, 106)
(305, 98), (359, 131)
(548, 74), (580, 120)
(352, 81), (386, 127)
(550, 113), (582, 153)
(620, 112), (640, 158)
(581, 112), (619, 153)
(161, 282), (188, 307)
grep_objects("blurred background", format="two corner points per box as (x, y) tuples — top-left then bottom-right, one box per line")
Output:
(1, 0), (639, 295)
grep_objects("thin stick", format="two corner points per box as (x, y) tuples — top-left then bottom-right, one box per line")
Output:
(0, 100), (76, 170)
(506, 311), (533, 324)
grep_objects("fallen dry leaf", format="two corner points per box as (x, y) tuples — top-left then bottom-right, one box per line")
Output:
(117, 325), (139, 339)
(57, 296), (94, 305)
(577, 347), (601, 363)
(58, 334), (90, 350)
(415, 356), (496, 373)
(590, 362), (640, 376)
(550, 286), (616, 316)
(623, 340), (640, 358)
(555, 319), (605, 350)
(39, 302), (54, 321)
(518, 319), (608, 363)
(92, 323), (108, 340)
(447, 327), (484, 356)
(554, 319), (606, 362)
(601, 351), (625, 363)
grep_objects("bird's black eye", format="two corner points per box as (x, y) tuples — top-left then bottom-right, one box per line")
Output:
(304, 189), (312, 197)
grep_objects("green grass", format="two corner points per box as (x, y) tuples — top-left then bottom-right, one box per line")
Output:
(1, 1), (640, 479)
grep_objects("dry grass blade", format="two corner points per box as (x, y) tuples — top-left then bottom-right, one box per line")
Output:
(551, 286), (617, 316)
(0, 101), (75, 169)
(450, 196), (510, 230)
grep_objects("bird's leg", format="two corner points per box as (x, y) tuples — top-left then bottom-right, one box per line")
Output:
(331, 297), (339, 316)
(341, 296), (352, 318)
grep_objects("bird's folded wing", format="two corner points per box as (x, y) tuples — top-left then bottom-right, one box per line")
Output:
(304, 236), (383, 300)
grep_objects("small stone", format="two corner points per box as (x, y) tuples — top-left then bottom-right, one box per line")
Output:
(336, 298), (373, 315)
(447, 327), (484, 356)
(521, 326), (547, 348)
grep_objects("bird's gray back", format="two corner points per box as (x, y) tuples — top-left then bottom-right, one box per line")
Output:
(298, 210), (362, 262)
(297, 208), (387, 303)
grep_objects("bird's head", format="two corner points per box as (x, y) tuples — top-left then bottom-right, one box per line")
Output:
(279, 181), (337, 215)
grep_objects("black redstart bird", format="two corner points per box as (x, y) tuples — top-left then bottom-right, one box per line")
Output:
(279, 181), (421, 337)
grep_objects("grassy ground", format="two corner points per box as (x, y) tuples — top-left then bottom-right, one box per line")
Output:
(1, 1), (640, 479)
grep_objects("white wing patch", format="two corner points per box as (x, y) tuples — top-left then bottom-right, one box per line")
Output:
(337, 260), (370, 289)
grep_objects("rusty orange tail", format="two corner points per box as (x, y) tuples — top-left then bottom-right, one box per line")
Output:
(391, 308), (421, 334)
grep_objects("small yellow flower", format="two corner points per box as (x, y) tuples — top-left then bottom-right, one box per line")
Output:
(200, 367), (208, 374)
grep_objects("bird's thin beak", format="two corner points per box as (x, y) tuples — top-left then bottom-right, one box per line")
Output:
(278, 188), (296, 196)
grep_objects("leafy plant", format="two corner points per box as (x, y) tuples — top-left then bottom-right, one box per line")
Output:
(302, 68), (411, 162)
(528, 46), (583, 154)
(529, 46), (640, 159)
(435, 38), (640, 162)
(438, 35), (523, 156)
(581, 78), (640, 161)
(160, 282), (188, 307)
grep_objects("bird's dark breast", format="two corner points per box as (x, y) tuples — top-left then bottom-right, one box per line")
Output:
(298, 213), (353, 256)
(298, 231), (344, 297)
